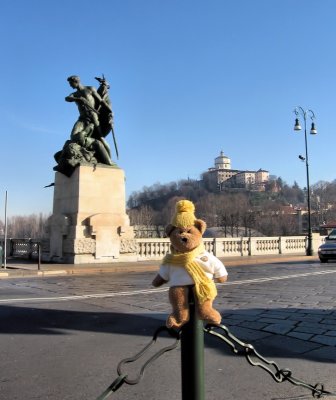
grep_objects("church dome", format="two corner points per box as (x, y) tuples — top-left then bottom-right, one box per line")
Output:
(215, 151), (231, 169)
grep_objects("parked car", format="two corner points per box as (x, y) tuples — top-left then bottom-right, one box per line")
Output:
(318, 229), (336, 263)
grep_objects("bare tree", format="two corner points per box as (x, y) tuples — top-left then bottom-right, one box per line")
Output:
(5, 213), (50, 238)
(128, 205), (156, 226)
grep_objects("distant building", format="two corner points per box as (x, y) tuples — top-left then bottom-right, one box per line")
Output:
(202, 151), (270, 191)
(319, 222), (336, 236)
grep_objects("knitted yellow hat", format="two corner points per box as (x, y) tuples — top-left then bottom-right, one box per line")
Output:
(171, 200), (196, 228)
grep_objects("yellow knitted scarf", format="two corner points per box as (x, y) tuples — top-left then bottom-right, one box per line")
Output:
(162, 244), (217, 304)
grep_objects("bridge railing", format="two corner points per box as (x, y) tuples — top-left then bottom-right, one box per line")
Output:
(1, 234), (324, 262)
(136, 234), (323, 260)
(0, 238), (42, 260)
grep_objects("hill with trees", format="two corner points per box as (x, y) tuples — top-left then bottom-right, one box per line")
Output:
(127, 178), (336, 237)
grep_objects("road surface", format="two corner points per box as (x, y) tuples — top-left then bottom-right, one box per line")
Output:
(0, 259), (336, 399)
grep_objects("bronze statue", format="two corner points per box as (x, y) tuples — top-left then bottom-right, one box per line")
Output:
(53, 75), (119, 177)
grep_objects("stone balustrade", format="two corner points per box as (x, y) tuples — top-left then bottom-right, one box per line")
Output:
(136, 233), (324, 261)
(1, 233), (324, 262)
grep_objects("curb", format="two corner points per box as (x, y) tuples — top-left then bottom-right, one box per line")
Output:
(37, 270), (68, 276)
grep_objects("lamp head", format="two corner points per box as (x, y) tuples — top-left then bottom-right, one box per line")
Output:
(294, 118), (302, 131)
(298, 155), (305, 161)
(310, 122), (317, 135)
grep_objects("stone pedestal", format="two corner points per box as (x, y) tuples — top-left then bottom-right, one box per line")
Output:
(48, 164), (136, 263)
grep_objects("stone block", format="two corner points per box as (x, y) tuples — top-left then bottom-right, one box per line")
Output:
(48, 165), (135, 263)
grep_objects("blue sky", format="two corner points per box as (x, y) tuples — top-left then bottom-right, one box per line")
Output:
(1, 0), (335, 216)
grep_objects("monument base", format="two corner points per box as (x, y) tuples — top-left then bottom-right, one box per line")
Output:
(48, 164), (137, 264)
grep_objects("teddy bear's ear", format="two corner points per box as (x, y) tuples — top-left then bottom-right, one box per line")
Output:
(165, 224), (175, 237)
(194, 219), (207, 235)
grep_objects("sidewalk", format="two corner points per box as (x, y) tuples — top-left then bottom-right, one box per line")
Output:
(0, 253), (320, 279)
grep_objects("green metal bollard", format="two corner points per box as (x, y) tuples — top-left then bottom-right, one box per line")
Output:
(38, 243), (41, 270)
(181, 286), (205, 400)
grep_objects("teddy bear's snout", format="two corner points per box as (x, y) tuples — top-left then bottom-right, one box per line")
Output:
(181, 237), (188, 243)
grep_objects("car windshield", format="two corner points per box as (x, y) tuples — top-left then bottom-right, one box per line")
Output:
(328, 229), (336, 240)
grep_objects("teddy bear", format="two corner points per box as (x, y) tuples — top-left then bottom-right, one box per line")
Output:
(152, 199), (228, 329)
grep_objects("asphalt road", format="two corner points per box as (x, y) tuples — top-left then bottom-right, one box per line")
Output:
(1, 259), (336, 400)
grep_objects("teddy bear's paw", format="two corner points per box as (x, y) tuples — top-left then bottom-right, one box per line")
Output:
(203, 314), (222, 325)
(199, 309), (222, 325)
(166, 314), (189, 329)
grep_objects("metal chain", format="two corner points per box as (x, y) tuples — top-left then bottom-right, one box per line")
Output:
(95, 326), (180, 399)
(95, 375), (127, 400)
(205, 323), (336, 399)
(96, 322), (336, 399)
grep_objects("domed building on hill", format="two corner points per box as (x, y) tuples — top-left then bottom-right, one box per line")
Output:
(202, 151), (269, 191)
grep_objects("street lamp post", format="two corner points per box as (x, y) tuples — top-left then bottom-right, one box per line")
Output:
(293, 106), (317, 256)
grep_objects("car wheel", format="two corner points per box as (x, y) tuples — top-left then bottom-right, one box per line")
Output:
(319, 257), (328, 263)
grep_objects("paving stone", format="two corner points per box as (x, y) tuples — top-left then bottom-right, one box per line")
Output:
(310, 335), (336, 346)
(287, 331), (313, 340)
(288, 315), (323, 322)
(269, 301), (302, 306)
(238, 321), (268, 330)
(293, 326), (326, 335)
(303, 296), (333, 302)
(324, 330), (336, 337)
(225, 314), (258, 322)
(262, 323), (295, 335)
(317, 304), (335, 310)
(227, 309), (264, 316)
(297, 321), (322, 327)
(298, 321), (336, 331)
(286, 313), (308, 318)
(321, 318), (336, 325)
(258, 318), (296, 325)
(220, 317), (242, 326)
(255, 334), (322, 354)
(309, 309), (334, 315)
(227, 325), (272, 341)
(258, 312), (291, 320)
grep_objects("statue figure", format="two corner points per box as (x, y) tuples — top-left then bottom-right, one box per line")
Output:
(53, 75), (119, 177)
(54, 140), (97, 177)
